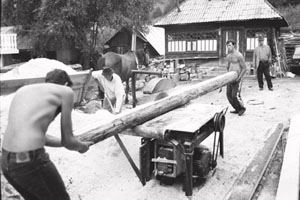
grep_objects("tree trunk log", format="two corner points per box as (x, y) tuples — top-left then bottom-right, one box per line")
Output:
(76, 71), (238, 144)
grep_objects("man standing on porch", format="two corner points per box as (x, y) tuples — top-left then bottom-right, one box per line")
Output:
(225, 39), (247, 116)
(253, 35), (273, 91)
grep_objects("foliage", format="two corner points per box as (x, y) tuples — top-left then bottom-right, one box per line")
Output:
(279, 4), (300, 32)
(268, 0), (300, 8)
(1, 0), (41, 29)
(267, 0), (300, 32)
(1, 0), (155, 68)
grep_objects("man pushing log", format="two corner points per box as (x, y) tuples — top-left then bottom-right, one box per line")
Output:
(1, 69), (93, 200)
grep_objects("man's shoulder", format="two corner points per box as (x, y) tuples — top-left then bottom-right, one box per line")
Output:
(231, 50), (243, 58)
(39, 83), (72, 93)
(17, 83), (73, 99)
(254, 46), (260, 51)
(235, 50), (243, 56)
(113, 73), (122, 81)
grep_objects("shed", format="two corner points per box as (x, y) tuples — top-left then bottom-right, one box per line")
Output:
(104, 26), (165, 58)
(154, 0), (288, 67)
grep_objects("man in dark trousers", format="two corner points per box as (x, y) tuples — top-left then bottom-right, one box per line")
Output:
(253, 35), (273, 91)
(225, 39), (247, 116)
(1, 69), (93, 200)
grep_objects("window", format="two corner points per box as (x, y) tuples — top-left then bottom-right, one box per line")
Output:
(246, 29), (268, 50)
(167, 31), (217, 53)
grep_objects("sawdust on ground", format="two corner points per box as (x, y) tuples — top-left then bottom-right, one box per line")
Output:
(1, 75), (300, 200)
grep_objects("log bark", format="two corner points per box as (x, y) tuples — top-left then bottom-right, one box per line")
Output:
(76, 71), (238, 144)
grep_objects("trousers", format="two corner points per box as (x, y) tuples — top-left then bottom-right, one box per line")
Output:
(1, 148), (70, 200)
(257, 61), (273, 89)
(226, 79), (245, 112)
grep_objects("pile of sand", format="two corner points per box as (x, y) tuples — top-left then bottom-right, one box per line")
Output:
(1, 58), (78, 80)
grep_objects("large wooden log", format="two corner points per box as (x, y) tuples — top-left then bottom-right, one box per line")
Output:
(77, 71), (238, 144)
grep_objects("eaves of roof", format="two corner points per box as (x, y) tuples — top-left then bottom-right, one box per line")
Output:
(155, 0), (288, 27)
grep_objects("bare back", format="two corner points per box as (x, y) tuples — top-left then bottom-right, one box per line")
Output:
(2, 83), (73, 152)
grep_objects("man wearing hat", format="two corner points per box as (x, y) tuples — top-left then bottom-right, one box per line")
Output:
(253, 35), (273, 91)
(92, 66), (125, 114)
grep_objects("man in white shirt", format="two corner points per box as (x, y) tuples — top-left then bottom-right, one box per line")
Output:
(253, 35), (273, 91)
(92, 67), (125, 114)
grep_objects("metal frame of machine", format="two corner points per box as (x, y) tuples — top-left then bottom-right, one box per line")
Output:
(139, 104), (227, 197)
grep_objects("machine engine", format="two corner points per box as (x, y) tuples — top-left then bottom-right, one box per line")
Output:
(152, 140), (212, 185)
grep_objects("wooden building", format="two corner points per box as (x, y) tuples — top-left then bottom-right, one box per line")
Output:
(154, 0), (288, 67)
(0, 26), (81, 69)
(104, 27), (165, 59)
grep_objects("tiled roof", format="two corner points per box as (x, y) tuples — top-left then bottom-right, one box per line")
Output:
(155, 0), (287, 26)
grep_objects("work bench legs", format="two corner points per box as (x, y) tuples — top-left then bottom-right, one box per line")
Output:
(184, 150), (194, 197)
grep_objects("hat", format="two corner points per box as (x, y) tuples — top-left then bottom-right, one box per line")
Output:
(102, 67), (113, 76)
(258, 36), (264, 41)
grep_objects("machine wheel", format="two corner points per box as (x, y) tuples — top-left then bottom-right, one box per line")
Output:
(193, 145), (212, 178)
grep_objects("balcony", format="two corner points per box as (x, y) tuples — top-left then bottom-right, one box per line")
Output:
(0, 34), (19, 54)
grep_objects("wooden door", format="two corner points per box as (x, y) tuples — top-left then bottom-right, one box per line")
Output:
(221, 29), (244, 57)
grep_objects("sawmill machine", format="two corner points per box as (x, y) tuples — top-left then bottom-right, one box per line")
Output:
(139, 104), (227, 196)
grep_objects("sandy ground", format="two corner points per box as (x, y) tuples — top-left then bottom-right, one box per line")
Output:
(1, 76), (300, 200)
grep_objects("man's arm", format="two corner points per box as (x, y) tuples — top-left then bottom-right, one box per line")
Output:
(92, 71), (104, 90)
(45, 135), (62, 147)
(226, 55), (230, 71)
(237, 53), (247, 80)
(253, 48), (257, 69)
(267, 45), (272, 64)
(114, 76), (125, 114)
(60, 87), (93, 153)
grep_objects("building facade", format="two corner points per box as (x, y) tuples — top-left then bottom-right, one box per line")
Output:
(154, 0), (288, 67)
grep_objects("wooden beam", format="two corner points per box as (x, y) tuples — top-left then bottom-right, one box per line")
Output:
(0, 70), (92, 104)
(225, 123), (284, 200)
(276, 114), (300, 200)
(76, 71), (238, 144)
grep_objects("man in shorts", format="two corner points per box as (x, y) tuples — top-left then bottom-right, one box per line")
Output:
(1, 69), (93, 200)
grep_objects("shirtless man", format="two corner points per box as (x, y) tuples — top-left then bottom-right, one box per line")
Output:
(1, 69), (93, 200)
(225, 39), (247, 116)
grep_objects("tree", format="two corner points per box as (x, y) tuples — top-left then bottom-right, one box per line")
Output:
(268, 0), (300, 8)
(1, 0), (155, 69)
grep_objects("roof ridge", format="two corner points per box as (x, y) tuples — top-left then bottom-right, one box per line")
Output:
(154, 0), (288, 27)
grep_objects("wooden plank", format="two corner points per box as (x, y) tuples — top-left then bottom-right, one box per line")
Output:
(276, 114), (300, 200)
(122, 104), (225, 139)
(225, 123), (284, 200)
(0, 70), (92, 104)
(0, 77), (45, 94)
(78, 69), (93, 103)
(138, 103), (225, 138)
(0, 71), (91, 93)
(76, 71), (238, 144)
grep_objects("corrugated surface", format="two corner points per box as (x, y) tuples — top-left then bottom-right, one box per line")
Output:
(155, 0), (286, 26)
